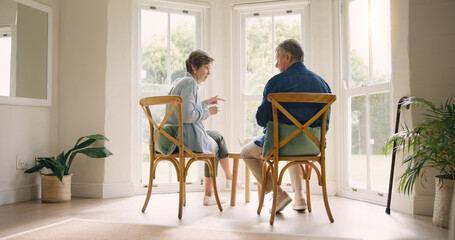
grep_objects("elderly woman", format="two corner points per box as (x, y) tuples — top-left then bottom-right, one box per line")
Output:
(166, 50), (232, 206)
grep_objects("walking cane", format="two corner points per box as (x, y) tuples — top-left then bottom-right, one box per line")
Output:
(385, 96), (409, 214)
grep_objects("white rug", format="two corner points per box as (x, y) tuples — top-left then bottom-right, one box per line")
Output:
(2, 218), (358, 240)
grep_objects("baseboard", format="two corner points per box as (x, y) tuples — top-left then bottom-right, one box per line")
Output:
(389, 193), (414, 215)
(71, 182), (135, 198)
(102, 182), (135, 198)
(413, 194), (434, 216)
(0, 185), (40, 206)
(282, 180), (336, 196)
(364, 193), (434, 216)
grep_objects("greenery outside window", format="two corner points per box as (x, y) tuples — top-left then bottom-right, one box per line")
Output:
(233, 1), (310, 188)
(138, 2), (207, 192)
(341, 0), (392, 203)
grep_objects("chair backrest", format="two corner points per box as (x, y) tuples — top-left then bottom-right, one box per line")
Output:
(266, 92), (336, 158)
(141, 96), (207, 158)
(140, 96), (184, 156)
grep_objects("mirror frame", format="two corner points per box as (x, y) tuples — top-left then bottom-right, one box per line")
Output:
(0, 0), (52, 107)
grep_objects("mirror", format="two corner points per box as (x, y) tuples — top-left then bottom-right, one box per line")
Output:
(0, 0), (52, 106)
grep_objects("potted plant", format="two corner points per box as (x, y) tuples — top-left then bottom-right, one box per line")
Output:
(383, 96), (455, 228)
(24, 134), (113, 203)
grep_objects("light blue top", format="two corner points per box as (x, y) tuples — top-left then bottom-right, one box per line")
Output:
(166, 73), (211, 153)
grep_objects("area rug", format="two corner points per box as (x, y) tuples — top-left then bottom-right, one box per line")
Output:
(2, 218), (356, 240)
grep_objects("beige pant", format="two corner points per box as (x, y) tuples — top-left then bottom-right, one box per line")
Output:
(240, 139), (303, 194)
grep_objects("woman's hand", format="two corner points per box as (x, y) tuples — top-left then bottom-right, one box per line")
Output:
(204, 95), (225, 105)
(209, 105), (220, 115)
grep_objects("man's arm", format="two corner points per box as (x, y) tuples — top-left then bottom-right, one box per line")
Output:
(255, 81), (274, 127)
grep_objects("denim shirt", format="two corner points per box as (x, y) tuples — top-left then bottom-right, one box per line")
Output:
(254, 62), (332, 147)
(166, 73), (211, 153)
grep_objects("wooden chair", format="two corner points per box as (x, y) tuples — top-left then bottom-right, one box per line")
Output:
(257, 92), (336, 225)
(140, 96), (223, 219)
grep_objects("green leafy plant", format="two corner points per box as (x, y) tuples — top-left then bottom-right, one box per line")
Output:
(383, 97), (455, 195)
(24, 134), (113, 183)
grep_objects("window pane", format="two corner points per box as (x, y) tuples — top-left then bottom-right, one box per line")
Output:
(274, 14), (301, 75)
(141, 10), (169, 92)
(371, 0), (390, 85)
(350, 95), (367, 189)
(245, 101), (262, 138)
(274, 14), (301, 46)
(0, 36), (12, 96)
(170, 13), (195, 84)
(246, 17), (272, 95)
(349, 0), (369, 88)
(370, 92), (391, 191)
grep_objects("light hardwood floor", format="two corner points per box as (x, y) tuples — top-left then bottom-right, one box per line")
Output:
(0, 190), (448, 240)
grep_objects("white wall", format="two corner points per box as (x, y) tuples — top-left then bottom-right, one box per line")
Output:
(58, 0), (117, 198)
(387, 0), (455, 216)
(103, 0), (135, 197)
(408, 0), (455, 215)
(0, 0), (59, 205)
(57, 0), (107, 197)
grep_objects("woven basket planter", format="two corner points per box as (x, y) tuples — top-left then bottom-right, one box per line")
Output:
(40, 174), (72, 203)
(433, 177), (455, 228)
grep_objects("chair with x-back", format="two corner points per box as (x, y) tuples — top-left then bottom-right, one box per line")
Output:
(140, 95), (223, 219)
(257, 92), (336, 225)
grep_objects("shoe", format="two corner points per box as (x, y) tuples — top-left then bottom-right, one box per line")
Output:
(203, 195), (227, 206)
(292, 197), (307, 211)
(269, 191), (292, 214)
(226, 179), (244, 189)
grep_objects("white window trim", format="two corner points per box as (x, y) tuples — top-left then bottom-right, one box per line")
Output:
(230, 0), (310, 191)
(133, 0), (210, 194)
(338, 0), (393, 205)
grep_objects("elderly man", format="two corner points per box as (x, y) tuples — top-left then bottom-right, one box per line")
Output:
(240, 39), (332, 213)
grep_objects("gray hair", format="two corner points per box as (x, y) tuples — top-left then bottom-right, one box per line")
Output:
(276, 39), (304, 62)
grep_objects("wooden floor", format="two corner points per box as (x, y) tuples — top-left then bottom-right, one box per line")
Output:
(0, 190), (448, 240)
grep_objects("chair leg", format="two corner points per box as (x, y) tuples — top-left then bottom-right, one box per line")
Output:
(321, 175), (334, 223)
(179, 179), (185, 219)
(141, 160), (155, 213)
(178, 158), (185, 219)
(183, 176), (187, 207)
(269, 164), (278, 225)
(257, 184), (261, 203)
(230, 157), (239, 206)
(256, 163), (267, 214)
(257, 182), (266, 214)
(305, 165), (312, 212)
(245, 165), (251, 203)
(210, 158), (223, 212)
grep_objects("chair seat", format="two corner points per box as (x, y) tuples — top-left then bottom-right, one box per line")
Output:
(154, 152), (216, 158)
(278, 156), (320, 160)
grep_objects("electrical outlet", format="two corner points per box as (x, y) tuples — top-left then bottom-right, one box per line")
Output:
(33, 154), (43, 165)
(16, 154), (28, 170)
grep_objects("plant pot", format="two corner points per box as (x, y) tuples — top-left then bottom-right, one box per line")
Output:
(40, 174), (72, 203)
(433, 177), (455, 228)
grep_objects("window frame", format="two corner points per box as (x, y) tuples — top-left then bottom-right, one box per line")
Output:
(135, 0), (210, 194)
(231, 0), (310, 190)
(339, 0), (393, 204)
